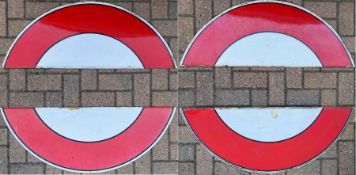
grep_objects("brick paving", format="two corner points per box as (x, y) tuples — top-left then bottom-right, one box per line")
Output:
(0, 0), (354, 174)
(177, 0), (355, 175)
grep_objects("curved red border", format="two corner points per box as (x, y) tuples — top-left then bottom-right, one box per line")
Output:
(3, 107), (173, 171)
(183, 107), (351, 171)
(182, 2), (353, 67)
(4, 4), (174, 68)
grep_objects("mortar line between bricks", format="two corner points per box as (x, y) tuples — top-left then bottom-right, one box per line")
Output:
(149, 70), (152, 106)
(131, 73), (134, 106)
(213, 68), (216, 106)
(194, 144), (197, 175)
(283, 68), (287, 106)
(320, 156), (323, 175)
(61, 74), (64, 107)
(5, 0), (8, 36)
(95, 70), (99, 91)
(336, 72), (340, 106)
(79, 70), (82, 107)
(336, 139), (340, 175)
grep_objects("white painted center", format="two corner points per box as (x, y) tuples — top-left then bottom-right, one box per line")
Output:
(216, 32), (322, 67)
(216, 108), (322, 142)
(37, 33), (144, 68)
(36, 107), (142, 142)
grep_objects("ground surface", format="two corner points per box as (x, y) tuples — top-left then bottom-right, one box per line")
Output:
(0, 0), (354, 174)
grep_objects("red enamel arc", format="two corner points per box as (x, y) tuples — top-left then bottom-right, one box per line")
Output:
(181, 2), (353, 67)
(2, 107), (173, 172)
(182, 107), (352, 172)
(3, 3), (175, 69)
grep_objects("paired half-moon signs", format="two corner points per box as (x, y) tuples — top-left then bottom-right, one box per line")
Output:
(2, 1), (354, 174)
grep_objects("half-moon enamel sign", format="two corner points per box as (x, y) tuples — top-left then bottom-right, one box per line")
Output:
(1, 107), (175, 173)
(180, 1), (354, 67)
(181, 107), (352, 173)
(3, 2), (176, 69)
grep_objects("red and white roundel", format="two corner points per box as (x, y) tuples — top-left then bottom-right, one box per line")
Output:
(3, 2), (176, 69)
(180, 1), (354, 67)
(1, 107), (175, 173)
(181, 107), (352, 172)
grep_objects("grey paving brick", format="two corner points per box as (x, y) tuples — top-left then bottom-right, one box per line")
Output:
(179, 71), (195, 88)
(116, 92), (132, 106)
(321, 89), (337, 106)
(179, 126), (197, 143)
(338, 141), (355, 175)
(8, 0), (24, 18)
(195, 0), (212, 31)
(116, 163), (133, 174)
(338, 72), (354, 105)
(269, 72), (285, 105)
(0, 147), (8, 174)
(304, 2), (336, 18)
(152, 0), (168, 19)
(9, 135), (26, 163)
(234, 72), (267, 88)
(27, 74), (61, 91)
(287, 160), (320, 175)
(9, 92), (44, 107)
(25, 1), (59, 19)
(63, 75), (80, 107)
(196, 144), (213, 175)
(215, 67), (232, 88)
(179, 162), (195, 175)
(134, 153), (151, 174)
(81, 92), (115, 107)
(287, 90), (320, 106)
(153, 162), (178, 174)
(10, 163), (45, 174)
(339, 2), (354, 36)
(8, 19), (31, 37)
(251, 90), (268, 106)
(178, 0), (193, 15)
(99, 74), (131, 91)
(152, 133), (169, 160)
(152, 69), (168, 90)
(215, 90), (249, 106)
(9, 69), (26, 91)
(0, 128), (7, 145)
(133, 2), (150, 21)
(0, 1), (6, 36)
(196, 72), (213, 106)
(215, 162), (249, 175)
(0, 74), (8, 106)
(304, 73), (337, 89)
(81, 70), (97, 90)
(133, 73), (150, 106)
(179, 144), (195, 161)
(321, 159), (337, 175)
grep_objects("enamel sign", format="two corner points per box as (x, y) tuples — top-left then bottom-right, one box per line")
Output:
(2, 107), (175, 173)
(3, 2), (176, 69)
(181, 107), (352, 172)
(180, 1), (354, 67)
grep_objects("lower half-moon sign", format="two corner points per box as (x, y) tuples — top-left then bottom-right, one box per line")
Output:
(181, 107), (352, 172)
(1, 107), (175, 173)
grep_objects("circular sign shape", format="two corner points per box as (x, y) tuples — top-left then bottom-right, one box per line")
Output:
(181, 107), (352, 173)
(180, 1), (354, 67)
(3, 2), (176, 69)
(2, 107), (175, 173)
